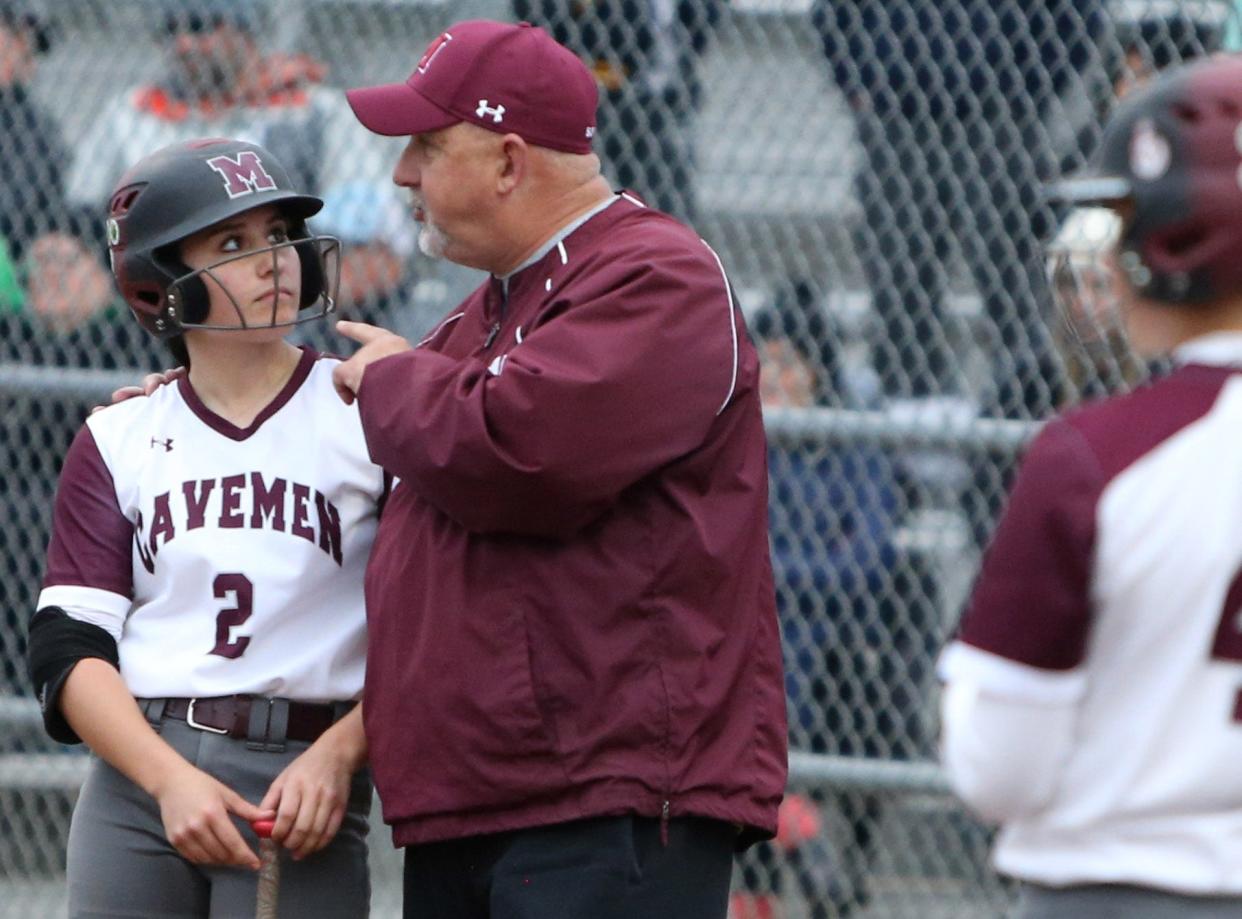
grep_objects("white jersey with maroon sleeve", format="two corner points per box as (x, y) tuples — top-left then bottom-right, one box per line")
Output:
(37, 348), (387, 703)
(938, 333), (1242, 893)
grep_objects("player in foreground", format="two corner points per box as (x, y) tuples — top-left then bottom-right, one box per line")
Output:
(938, 55), (1242, 918)
(25, 137), (386, 917)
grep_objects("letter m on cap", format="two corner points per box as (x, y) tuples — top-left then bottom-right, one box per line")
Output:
(207, 152), (277, 199)
(418, 31), (452, 74)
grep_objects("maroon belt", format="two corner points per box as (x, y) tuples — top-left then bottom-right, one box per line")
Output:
(144, 696), (348, 745)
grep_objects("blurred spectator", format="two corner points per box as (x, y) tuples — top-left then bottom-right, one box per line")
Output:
(737, 285), (939, 917)
(0, 3), (149, 699)
(0, 1), (115, 344)
(48, 0), (412, 330)
(812, 0), (1112, 418)
(512, 0), (721, 223)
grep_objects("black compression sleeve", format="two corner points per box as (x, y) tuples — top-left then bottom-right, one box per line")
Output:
(26, 607), (120, 745)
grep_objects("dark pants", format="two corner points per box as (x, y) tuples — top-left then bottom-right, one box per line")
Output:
(403, 815), (737, 919)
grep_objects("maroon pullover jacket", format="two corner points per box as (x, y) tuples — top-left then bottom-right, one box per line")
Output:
(356, 194), (787, 847)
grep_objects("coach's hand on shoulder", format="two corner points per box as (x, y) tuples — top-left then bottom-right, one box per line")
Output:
(332, 320), (411, 405)
(259, 719), (366, 860)
(90, 367), (186, 415)
(152, 762), (273, 870)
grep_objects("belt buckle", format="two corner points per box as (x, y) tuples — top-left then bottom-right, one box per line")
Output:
(186, 698), (230, 735)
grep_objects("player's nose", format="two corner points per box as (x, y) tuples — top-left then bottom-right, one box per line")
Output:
(254, 245), (292, 278)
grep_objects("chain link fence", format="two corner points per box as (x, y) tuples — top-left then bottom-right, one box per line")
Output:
(0, 0), (1232, 916)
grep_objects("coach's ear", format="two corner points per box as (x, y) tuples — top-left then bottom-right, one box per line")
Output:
(91, 367), (185, 414)
(496, 133), (529, 195)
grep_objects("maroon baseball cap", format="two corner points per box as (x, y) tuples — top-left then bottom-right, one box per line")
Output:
(346, 19), (598, 155)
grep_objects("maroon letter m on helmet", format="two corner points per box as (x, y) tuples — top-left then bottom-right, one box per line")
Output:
(207, 151), (278, 199)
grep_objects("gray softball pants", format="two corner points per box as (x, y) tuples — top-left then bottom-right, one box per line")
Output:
(66, 713), (371, 918)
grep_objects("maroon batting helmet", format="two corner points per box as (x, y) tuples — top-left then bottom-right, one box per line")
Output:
(106, 137), (339, 339)
(1049, 54), (1242, 305)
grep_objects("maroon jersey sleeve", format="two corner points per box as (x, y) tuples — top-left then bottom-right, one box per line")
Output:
(955, 418), (1104, 671)
(357, 246), (744, 537)
(42, 425), (135, 599)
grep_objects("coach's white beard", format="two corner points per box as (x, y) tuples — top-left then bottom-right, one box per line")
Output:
(418, 222), (449, 260)
(411, 192), (449, 260)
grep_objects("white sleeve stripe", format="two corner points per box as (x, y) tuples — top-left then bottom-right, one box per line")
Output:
(937, 640), (1088, 704)
(417, 311), (465, 347)
(556, 241), (568, 265)
(36, 585), (130, 644)
(702, 240), (740, 415)
(620, 192), (646, 208)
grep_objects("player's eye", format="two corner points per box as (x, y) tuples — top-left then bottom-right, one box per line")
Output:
(267, 226), (290, 245)
(219, 234), (242, 253)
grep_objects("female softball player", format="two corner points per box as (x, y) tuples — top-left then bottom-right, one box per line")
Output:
(26, 137), (387, 917)
(940, 56), (1242, 918)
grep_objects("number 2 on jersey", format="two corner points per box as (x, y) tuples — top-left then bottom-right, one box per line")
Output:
(210, 573), (253, 659)
(1210, 567), (1242, 721)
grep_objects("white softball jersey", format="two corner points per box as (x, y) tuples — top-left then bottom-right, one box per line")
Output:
(939, 333), (1242, 893)
(38, 348), (387, 703)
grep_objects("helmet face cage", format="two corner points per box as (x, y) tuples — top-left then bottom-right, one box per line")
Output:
(1047, 206), (1149, 392)
(162, 233), (341, 335)
(1047, 207), (1124, 345)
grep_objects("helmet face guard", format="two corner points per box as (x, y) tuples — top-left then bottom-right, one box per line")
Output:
(1045, 206), (1148, 388)
(1047, 207), (1125, 346)
(161, 234), (341, 336)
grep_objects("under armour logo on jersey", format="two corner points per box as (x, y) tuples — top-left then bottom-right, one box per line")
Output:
(476, 100), (505, 123)
(150, 437), (174, 452)
(207, 152), (277, 200)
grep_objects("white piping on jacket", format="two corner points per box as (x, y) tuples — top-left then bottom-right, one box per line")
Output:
(702, 241), (739, 416)
(416, 311), (465, 348)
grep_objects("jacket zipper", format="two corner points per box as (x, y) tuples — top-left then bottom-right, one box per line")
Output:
(483, 321), (501, 349)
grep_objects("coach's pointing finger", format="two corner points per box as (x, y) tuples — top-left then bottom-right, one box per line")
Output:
(332, 320), (412, 405)
(335, 319), (387, 343)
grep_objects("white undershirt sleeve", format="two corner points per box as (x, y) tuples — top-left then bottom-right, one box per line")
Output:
(939, 678), (1079, 824)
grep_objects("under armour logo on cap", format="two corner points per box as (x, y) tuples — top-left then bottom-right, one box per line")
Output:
(476, 100), (505, 123)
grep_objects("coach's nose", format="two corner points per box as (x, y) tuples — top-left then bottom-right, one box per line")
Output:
(393, 137), (421, 188)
